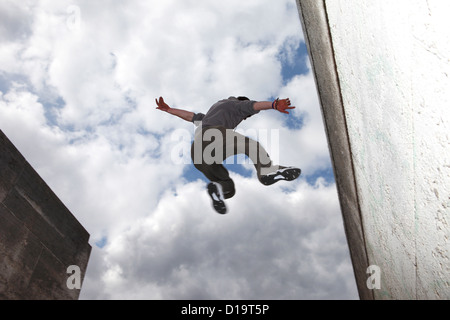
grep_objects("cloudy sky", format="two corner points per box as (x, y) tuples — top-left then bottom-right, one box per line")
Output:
(0, 0), (358, 299)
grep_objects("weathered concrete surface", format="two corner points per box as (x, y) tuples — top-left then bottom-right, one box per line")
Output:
(0, 130), (91, 300)
(296, 0), (450, 299)
(296, 0), (373, 300)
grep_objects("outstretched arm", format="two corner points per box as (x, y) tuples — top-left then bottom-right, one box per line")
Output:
(253, 98), (295, 114)
(155, 97), (194, 122)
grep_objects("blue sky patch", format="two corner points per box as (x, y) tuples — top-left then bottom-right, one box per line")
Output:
(280, 41), (309, 84)
(95, 236), (108, 249)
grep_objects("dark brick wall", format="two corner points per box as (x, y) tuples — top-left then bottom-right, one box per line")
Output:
(0, 130), (91, 300)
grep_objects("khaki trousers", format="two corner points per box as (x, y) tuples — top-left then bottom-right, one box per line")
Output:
(191, 126), (278, 199)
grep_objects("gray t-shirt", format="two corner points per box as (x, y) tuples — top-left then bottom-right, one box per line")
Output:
(192, 97), (259, 129)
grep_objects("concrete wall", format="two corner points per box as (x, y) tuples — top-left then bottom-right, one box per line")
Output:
(297, 0), (449, 299)
(0, 130), (91, 300)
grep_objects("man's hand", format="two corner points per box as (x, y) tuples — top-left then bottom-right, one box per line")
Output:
(155, 96), (195, 122)
(274, 98), (295, 114)
(155, 97), (171, 112)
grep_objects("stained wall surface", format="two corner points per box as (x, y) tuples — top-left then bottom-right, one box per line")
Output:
(297, 0), (449, 299)
(0, 130), (91, 300)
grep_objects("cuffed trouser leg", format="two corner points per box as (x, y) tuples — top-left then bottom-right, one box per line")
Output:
(192, 161), (236, 199)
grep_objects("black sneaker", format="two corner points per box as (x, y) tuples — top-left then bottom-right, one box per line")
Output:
(207, 182), (227, 214)
(260, 166), (301, 186)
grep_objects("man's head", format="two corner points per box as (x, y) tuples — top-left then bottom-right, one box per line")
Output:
(228, 96), (250, 101)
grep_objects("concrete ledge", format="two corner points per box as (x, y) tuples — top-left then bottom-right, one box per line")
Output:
(296, 0), (450, 300)
(296, 0), (373, 300)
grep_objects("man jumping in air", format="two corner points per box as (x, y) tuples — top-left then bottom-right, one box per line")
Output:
(156, 96), (301, 214)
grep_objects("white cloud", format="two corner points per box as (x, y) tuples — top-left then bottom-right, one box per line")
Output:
(0, 0), (358, 300)
(82, 177), (355, 300)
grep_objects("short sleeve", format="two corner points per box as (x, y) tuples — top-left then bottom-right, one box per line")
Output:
(192, 113), (205, 124)
(237, 100), (259, 118)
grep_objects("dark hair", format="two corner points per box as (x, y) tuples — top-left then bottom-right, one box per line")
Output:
(237, 96), (250, 101)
